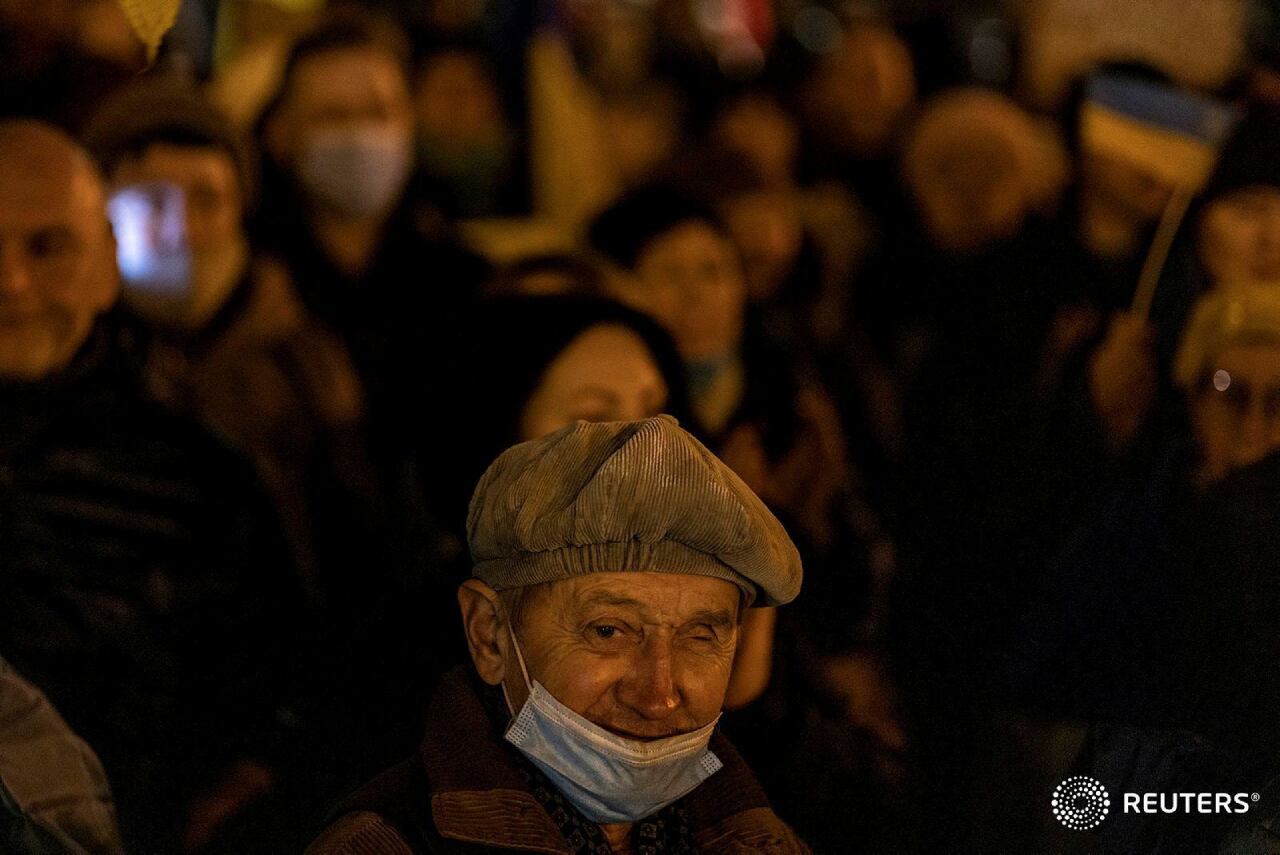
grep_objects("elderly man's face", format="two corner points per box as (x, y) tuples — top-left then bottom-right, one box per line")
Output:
(0, 125), (117, 380)
(463, 572), (741, 738)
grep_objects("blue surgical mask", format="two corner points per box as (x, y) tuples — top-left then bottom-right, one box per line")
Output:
(501, 623), (723, 824)
(297, 124), (412, 219)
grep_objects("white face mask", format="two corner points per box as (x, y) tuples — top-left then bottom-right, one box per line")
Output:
(296, 124), (412, 219)
(501, 622), (723, 824)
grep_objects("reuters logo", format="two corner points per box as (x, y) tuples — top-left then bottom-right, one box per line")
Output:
(1052, 776), (1111, 831)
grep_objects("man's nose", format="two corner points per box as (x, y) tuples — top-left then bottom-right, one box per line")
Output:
(618, 637), (681, 721)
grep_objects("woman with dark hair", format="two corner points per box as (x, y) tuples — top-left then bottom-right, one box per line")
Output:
(430, 293), (697, 538)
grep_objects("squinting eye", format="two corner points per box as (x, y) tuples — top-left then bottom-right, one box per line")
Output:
(594, 625), (619, 640)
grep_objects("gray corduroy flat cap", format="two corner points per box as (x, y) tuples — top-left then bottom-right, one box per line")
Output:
(466, 416), (802, 606)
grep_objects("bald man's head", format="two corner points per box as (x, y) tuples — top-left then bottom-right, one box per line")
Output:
(0, 120), (118, 381)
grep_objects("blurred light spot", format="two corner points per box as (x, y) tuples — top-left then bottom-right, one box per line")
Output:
(1214, 369), (1232, 391)
(968, 17), (1012, 85)
(792, 6), (842, 54)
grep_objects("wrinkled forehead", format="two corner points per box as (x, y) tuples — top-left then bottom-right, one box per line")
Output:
(537, 572), (745, 622)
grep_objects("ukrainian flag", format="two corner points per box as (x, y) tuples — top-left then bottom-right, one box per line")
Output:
(1080, 74), (1238, 190)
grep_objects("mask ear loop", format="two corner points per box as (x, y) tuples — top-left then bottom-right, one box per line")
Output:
(501, 604), (533, 716)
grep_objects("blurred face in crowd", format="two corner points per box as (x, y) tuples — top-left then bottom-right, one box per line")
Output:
(612, 221), (746, 364)
(520, 324), (669, 440)
(0, 123), (118, 380)
(909, 136), (1027, 253)
(267, 44), (415, 220)
(601, 86), (683, 189)
(110, 143), (247, 329)
(1198, 187), (1280, 288)
(802, 24), (917, 159)
(461, 572), (742, 739)
(719, 189), (804, 301)
(1191, 342), (1280, 483)
(712, 94), (799, 187)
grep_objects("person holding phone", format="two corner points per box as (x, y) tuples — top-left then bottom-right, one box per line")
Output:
(85, 76), (461, 825)
(85, 75), (375, 596)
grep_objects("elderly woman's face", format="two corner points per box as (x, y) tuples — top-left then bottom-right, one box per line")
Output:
(507, 572), (741, 739)
(519, 324), (668, 440)
(1198, 187), (1280, 288)
(1192, 343), (1280, 484)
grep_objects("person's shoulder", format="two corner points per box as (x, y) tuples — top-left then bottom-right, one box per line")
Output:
(43, 335), (259, 491)
(306, 811), (417, 855)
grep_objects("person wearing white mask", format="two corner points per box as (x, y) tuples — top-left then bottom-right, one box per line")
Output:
(306, 416), (809, 854)
(261, 12), (416, 278)
(254, 9), (488, 475)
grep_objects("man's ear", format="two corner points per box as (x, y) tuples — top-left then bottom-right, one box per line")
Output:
(458, 579), (506, 686)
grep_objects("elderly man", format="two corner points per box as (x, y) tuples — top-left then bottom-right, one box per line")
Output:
(309, 416), (809, 853)
(0, 119), (301, 850)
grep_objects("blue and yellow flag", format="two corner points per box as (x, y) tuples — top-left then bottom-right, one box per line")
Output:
(1080, 74), (1238, 189)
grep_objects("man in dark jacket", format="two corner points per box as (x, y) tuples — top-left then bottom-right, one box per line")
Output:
(0, 119), (302, 851)
(308, 417), (809, 853)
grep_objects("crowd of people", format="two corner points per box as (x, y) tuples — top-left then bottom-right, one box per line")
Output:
(4, 0), (1280, 852)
